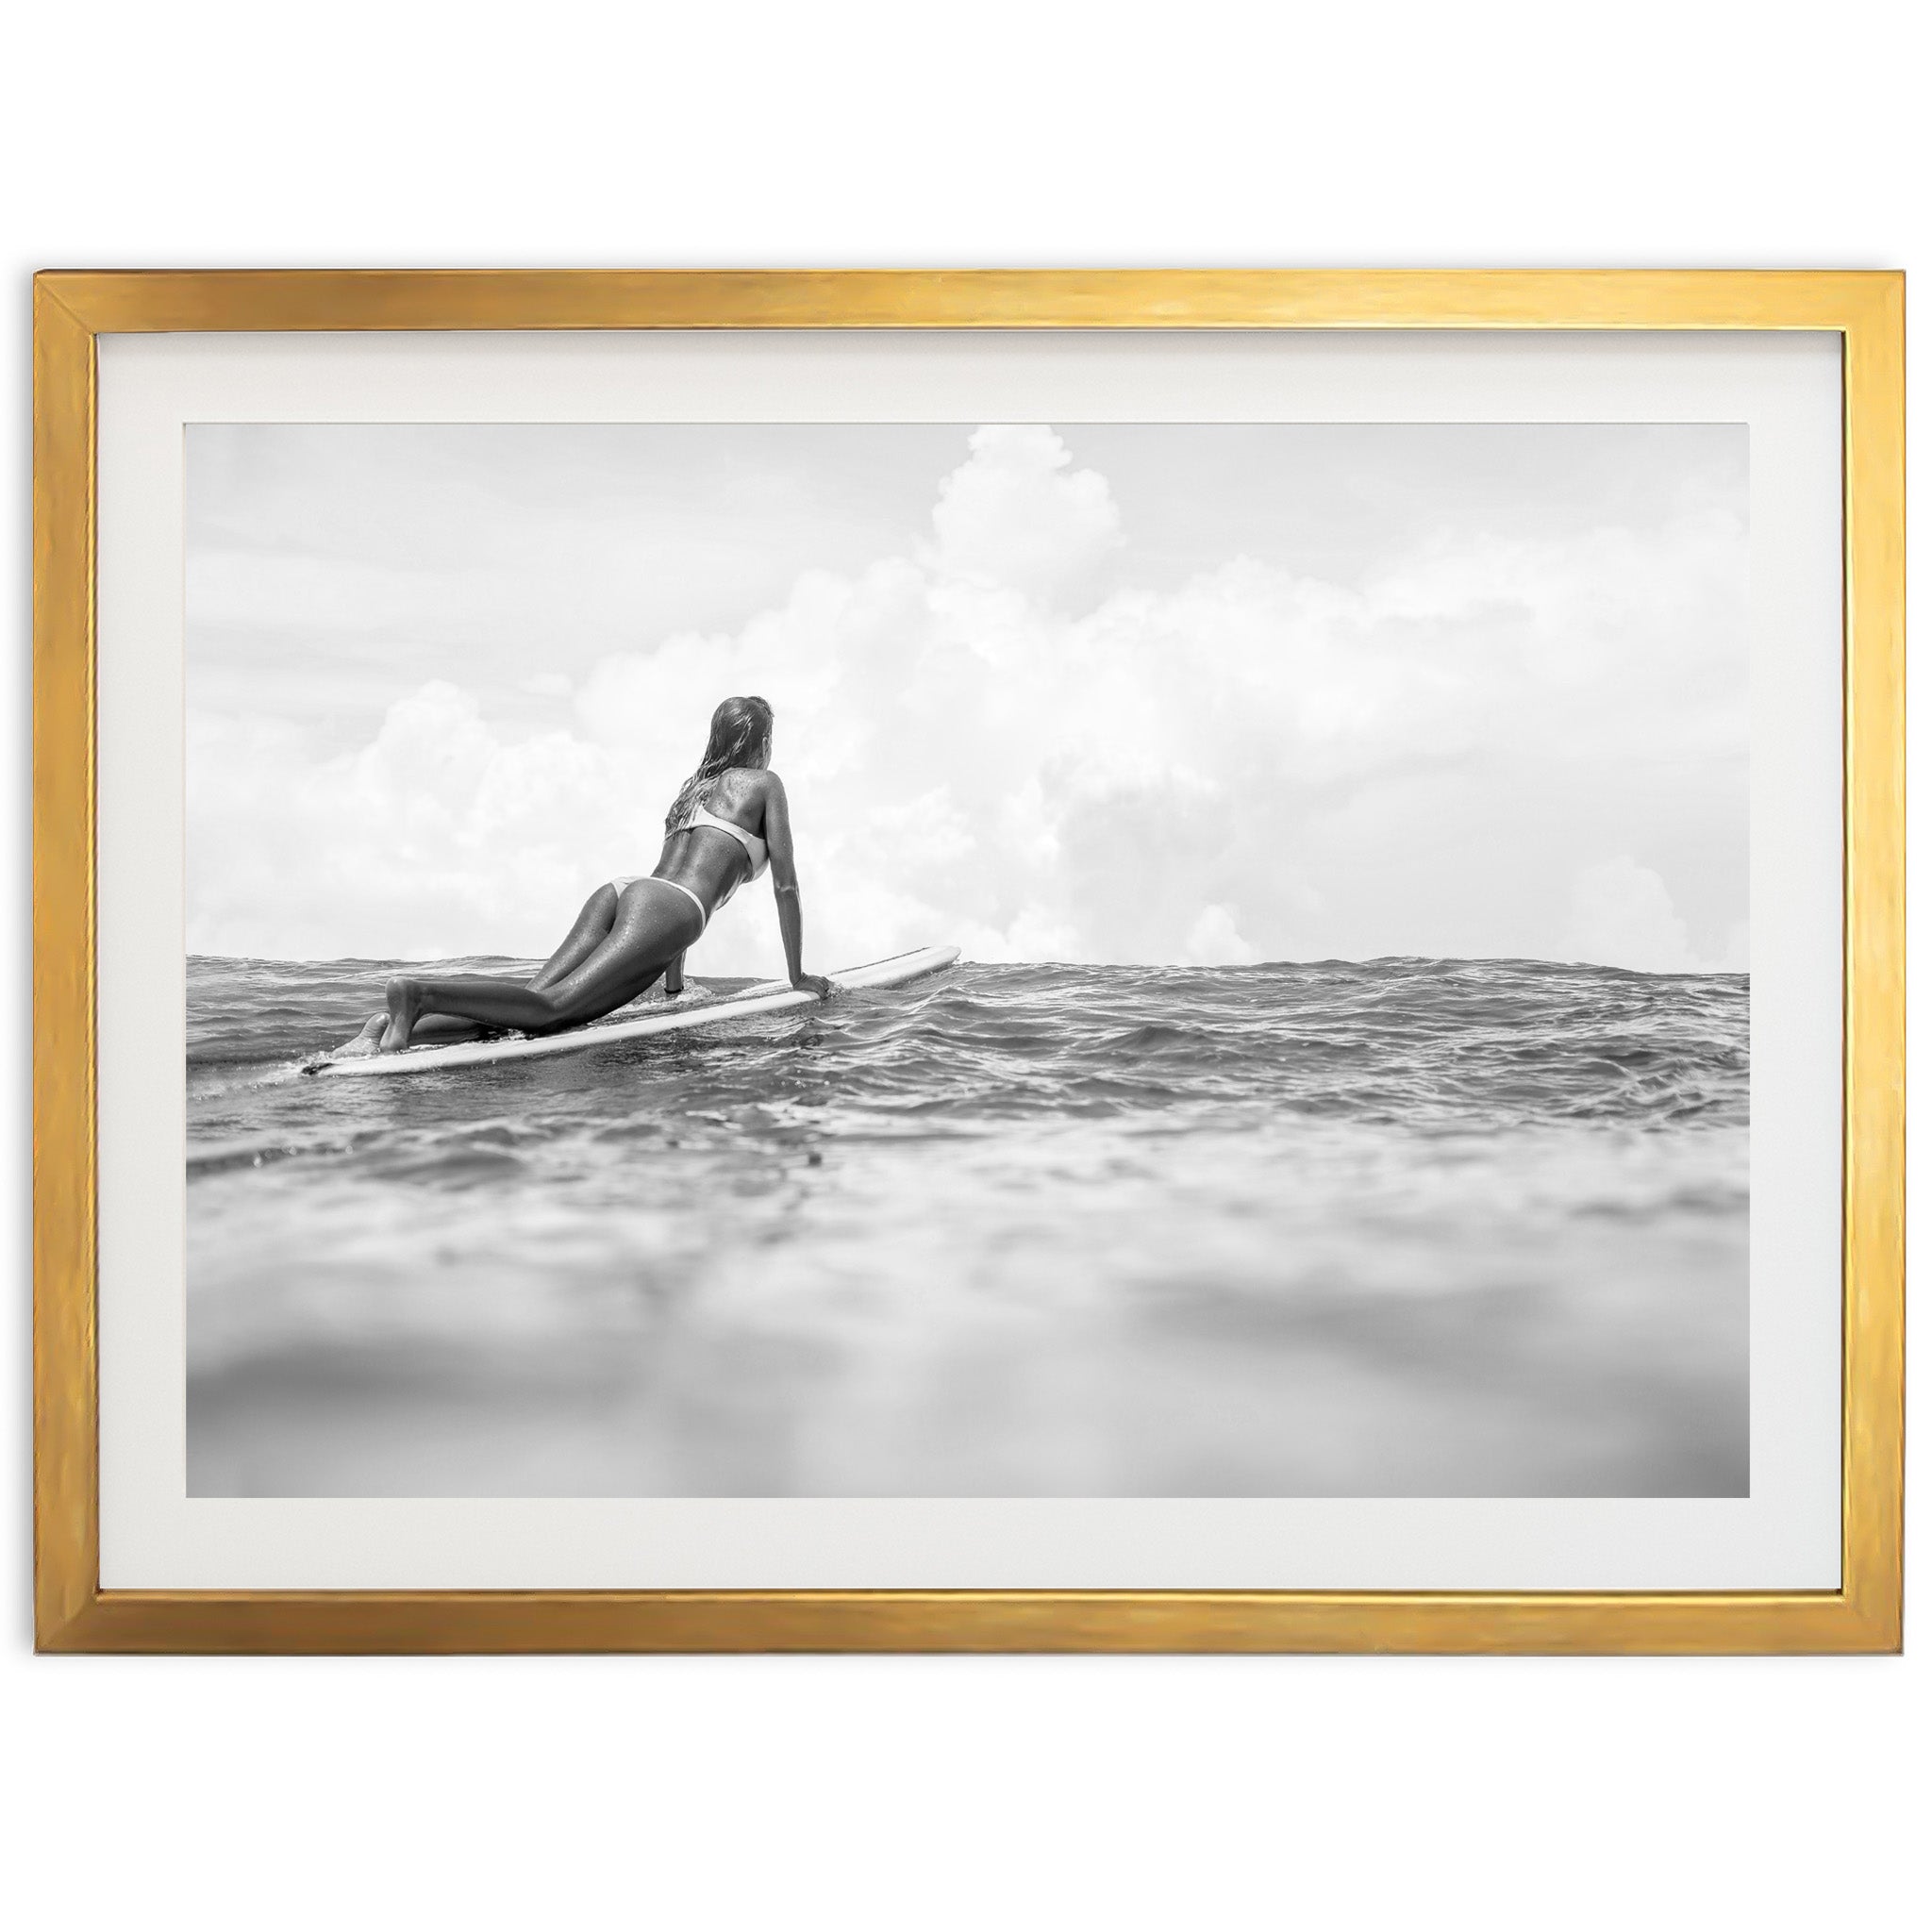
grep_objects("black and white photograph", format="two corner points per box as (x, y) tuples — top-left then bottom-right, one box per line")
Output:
(18, 0), (1927, 1915)
(185, 419), (1750, 1499)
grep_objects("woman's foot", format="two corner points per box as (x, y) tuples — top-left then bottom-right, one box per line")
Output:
(379, 975), (424, 1052)
(333, 1013), (387, 1058)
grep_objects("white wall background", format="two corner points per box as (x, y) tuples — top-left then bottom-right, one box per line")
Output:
(5, 3), (1922, 1925)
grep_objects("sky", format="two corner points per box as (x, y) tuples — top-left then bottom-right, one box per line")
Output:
(186, 421), (1749, 975)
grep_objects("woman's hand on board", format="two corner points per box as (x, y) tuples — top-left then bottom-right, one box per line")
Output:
(792, 973), (834, 999)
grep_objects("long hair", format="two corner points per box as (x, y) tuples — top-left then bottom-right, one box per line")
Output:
(665, 695), (774, 833)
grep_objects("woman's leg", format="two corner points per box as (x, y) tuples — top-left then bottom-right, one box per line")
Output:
(531, 884), (620, 989)
(334, 1007), (501, 1058)
(334, 887), (617, 1056)
(380, 884), (701, 1050)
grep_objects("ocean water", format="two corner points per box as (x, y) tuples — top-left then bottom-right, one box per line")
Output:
(187, 956), (1749, 1497)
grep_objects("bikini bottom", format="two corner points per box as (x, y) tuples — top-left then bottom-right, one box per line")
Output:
(610, 874), (708, 932)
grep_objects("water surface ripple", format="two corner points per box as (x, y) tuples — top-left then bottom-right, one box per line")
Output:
(187, 956), (1750, 1496)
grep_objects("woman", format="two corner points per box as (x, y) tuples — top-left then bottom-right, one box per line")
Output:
(337, 695), (831, 1057)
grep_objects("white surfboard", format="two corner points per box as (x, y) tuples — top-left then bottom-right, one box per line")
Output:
(307, 944), (960, 1078)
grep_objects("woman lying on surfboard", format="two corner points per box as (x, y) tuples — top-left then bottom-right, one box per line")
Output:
(335, 694), (832, 1057)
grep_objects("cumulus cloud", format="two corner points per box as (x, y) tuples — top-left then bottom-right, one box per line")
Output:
(1563, 858), (1747, 974)
(1182, 905), (1262, 968)
(188, 684), (642, 961)
(924, 425), (1124, 606)
(188, 425), (1749, 974)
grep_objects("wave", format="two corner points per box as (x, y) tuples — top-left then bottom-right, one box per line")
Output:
(185, 954), (1750, 1497)
(188, 954), (1747, 1138)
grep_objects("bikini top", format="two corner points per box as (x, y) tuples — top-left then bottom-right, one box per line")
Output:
(682, 801), (770, 898)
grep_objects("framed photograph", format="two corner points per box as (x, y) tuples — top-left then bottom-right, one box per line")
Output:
(33, 271), (1902, 1653)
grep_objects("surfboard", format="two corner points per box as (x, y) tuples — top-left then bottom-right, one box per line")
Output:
(306, 944), (961, 1078)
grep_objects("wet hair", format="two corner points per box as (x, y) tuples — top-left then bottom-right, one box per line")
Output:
(665, 696), (774, 832)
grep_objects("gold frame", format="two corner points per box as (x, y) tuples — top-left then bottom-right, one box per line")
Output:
(33, 270), (1904, 1654)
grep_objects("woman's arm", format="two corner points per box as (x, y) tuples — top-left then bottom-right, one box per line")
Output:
(662, 951), (686, 997)
(760, 774), (831, 996)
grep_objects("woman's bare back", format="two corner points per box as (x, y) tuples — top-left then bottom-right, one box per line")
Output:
(653, 766), (772, 899)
